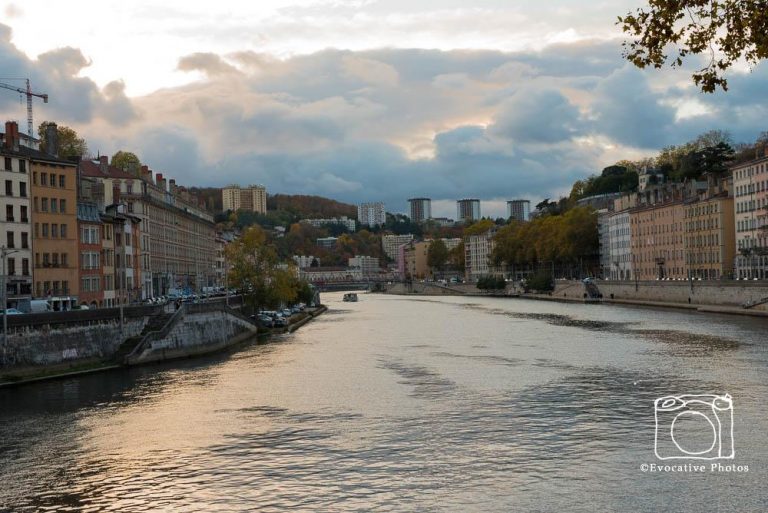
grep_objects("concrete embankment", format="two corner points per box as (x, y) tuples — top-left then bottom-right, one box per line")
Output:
(0, 301), (326, 387)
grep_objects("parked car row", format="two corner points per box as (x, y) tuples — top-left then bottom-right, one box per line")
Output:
(250, 304), (307, 328)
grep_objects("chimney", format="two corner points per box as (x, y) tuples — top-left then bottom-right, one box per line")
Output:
(140, 165), (151, 181)
(155, 172), (165, 190)
(45, 122), (59, 156)
(4, 121), (20, 151)
(169, 179), (177, 194)
(99, 155), (109, 174)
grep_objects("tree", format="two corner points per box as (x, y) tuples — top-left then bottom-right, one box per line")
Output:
(225, 226), (279, 312)
(37, 122), (88, 158)
(111, 150), (141, 172)
(427, 239), (449, 274)
(618, 1), (768, 92)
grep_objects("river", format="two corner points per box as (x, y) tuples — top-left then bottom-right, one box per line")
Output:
(1, 293), (767, 512)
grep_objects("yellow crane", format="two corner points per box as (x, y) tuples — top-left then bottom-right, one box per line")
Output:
(0, 78), (48, 143)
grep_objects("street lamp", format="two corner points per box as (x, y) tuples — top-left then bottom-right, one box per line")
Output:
(1, 246), (20, 363)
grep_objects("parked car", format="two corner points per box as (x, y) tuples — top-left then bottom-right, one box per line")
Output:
(252, 314), (275, 328)
(274, 317), (288, 327)
(282, 308), (293, 317)
(1, 308), (23, 315)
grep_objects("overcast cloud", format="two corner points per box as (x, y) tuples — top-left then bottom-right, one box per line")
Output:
(1, 2), (766, 218)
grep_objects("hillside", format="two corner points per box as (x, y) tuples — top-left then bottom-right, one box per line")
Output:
(267, 194), (357, 219)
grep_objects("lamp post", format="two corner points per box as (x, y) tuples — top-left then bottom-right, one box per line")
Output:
(1, 246), (20, 363)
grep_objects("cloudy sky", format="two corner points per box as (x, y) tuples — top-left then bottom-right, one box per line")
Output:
(1, 1), (766, 218)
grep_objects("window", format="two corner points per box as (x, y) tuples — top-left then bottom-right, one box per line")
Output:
(5, 205), (13, 222)
(61, 253), (68, 268)
(21, 232), (28, 249)
(51, 224), (58, 238)
(41, 198), (48, 212)
(34, 223), (39, 238)
(43, 281), (50, 295)
(4, 157), (11, 171)
(6, 231), (14, 248)
(22, 258), (29, 276)
(7, 258), (15, 276)
(51, 198), (57, 213)
(49, 174), (56, 188)
(60, 199), (66, 213)
(59, 175), (65, 188)
(60, 224), (67, 238)
(42, 224), (49, 237)
(5, 180), (12, 196)
(20, 206), (27, 223)
(19, 182), (26, 197)
(19, 160), (25, 173)
(33, 172), (37, 185)
(62, 280), (69, 295)
(52, 253), (59, 267)
(41, 173), (47, 186)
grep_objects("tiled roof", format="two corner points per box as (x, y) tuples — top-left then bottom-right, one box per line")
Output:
(79, 159), (138, 180)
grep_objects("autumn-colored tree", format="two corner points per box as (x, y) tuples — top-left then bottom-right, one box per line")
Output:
(618, 1), (768, 92)
(111, 150), (141, 172)
(37, 121), (88, 158)
(225, 226), (278, 311)
(463, 219), (495, 237)
(427, 239), (449, 274)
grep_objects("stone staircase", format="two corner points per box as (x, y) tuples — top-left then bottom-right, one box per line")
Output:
(112, 312), (174, 364)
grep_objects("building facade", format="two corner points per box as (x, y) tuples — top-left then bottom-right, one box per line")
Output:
(77, 202), (104, 307)
(298, 266), (363, 283)
(684, 191), (735, 280)
(358, 202), (386, 227)
(457, 199), (481, 223)
(464, 229), (501, 282)
(222, 184), (267, 214)
(300, 216), (356, 232)
(630, 201), (687, 281)
(29, 125), (79, 301)
(0, 121), (33, 309)
(348, 255), (380, 277)
(401, 241), (430, 279)
(382, 234), (413, 260)
(408, 198), (431, 223)
(732, 150), (768, 279)
(506, 199), (530, 222)
(607, 210), (632, 280)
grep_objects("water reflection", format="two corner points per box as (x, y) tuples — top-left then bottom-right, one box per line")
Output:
(1, 294), (766, 512)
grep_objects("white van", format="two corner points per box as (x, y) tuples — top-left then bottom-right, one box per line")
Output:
(29, 299), (52, 313)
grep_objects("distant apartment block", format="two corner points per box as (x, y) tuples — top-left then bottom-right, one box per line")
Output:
(300, 216), (356, 232)
(298, 266), (363, 283)
(401, 241), (430, 279)
(441, 238), (462, 251)
(684, 185), (735, 280)
(607, 210), (632, 280)
(431, 217), (454, 227)
(316, 237), (338, 249)
(348, 255), (380, 277)
(293, 255), (320, 268)
(358, 201), (386, 227)
(408, 198), (431, 223)
(457, 199), (481, 223)
(222, 184), (267, 214)
(506, 199), (530, 222)
(464, 229), (502, 282)
(382, 233), (414, 260)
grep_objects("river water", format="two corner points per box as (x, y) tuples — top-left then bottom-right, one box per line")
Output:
(1, 293), (767, 512)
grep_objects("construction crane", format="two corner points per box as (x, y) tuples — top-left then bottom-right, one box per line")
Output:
(0, 78), (48, 144)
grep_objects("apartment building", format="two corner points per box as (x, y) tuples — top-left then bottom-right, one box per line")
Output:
(630, 201), (687, 280)
(401, 241), (430, 279)
(348, 255), (380, 277)
(408, 198), (431, 223)
(300, 216), (356, 232)
(80, 159), (216, 297)
(77, 202), (103, 306)
(464, 229), (502, 282)
(683, 189), (735, 280)
(731, 149), (768, 279)
(222, 184), (267, 214)
(29, 124), (79, 300)
(382, 233), (413, 260)
(358, 202), (386, 227)
(0, 121), (32, 309)
(506, 199), (530, 222)
(607, 210), (632, 280)
(457, 199), (481, 223)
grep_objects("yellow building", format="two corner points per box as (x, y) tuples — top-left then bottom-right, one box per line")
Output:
(684, 191), (736, 280)
(29, 132), (79, 300)
(403, 241), (430, 279)
(630, 201), (687, 281)
(222, 184), (267, 214)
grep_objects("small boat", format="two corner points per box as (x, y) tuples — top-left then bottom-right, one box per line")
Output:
(343, 293), (359, 302)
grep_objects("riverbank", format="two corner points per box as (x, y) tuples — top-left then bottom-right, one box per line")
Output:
(0, 305), (327, 388)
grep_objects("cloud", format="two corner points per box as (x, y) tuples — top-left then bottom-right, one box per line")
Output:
(2, 31), (767, 215)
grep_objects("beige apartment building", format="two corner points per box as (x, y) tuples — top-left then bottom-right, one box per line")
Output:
(402, 240), (430, 279)
(29, 126), (79, 300)
(630, 201), (687, 280)
(222, 184), (267, 214)
(683, 187), (735, 280)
